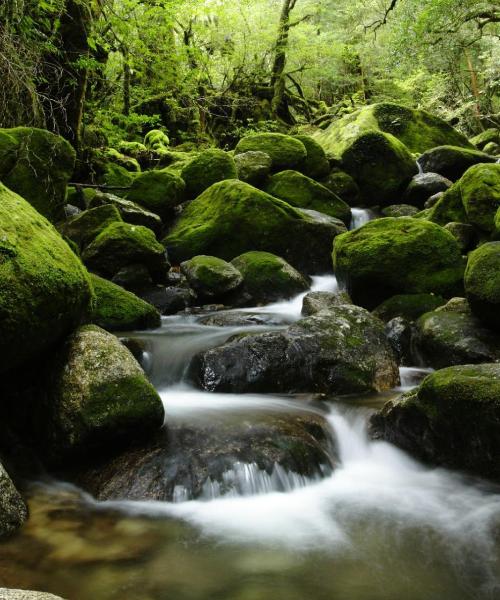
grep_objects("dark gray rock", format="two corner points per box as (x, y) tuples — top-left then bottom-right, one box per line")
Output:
(301, 291), (351, 316)
(403, 172), (452, 208)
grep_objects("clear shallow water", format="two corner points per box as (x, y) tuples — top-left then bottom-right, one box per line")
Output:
(1, 280), (499, 600)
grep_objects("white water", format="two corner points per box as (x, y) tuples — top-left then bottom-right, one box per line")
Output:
(349, 207), (376, 229)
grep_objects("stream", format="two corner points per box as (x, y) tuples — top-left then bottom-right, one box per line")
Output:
(1, 209), (499, 600)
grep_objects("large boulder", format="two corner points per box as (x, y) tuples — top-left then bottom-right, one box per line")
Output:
(40, 325), (164, 462)
(234, 133), (307, 172)
(321, 170), (360, 206)
(0, 463), (28, 539)
(333, 217), (465, 309)
(373, 293), (446, 323)
(75, 412), (337, 502)
(417, 145), (496, 181)
(192, 305), (399, 394)
(0, 127), (75, 222)
(416, 298), (500, 368)
(470, 128), (499, 151)
(125, 170), (185, 220)
(265, 170), (351, 224)
(88, 274), (161, 331)
(402, 172), (452, 208)
(234, 151), (272, 186)
(180, 255), (243, 301)
(231, 251), (309, 305)
(301, 291), (352, 316)
(292, 134), (330, 180)
(82, 222), (170, 283)
(181, 148), (237, 198)
(59, 204), (123, 250)
(88, 191), (162, 234)
(0, 183), (93, 374)
(370, 363), (500, 482)
(464, 242), (500, 332)
(163, 180), (347, 273)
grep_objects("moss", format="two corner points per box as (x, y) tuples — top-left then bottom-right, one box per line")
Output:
(82, 221), (169, 282)
(373, 293), (446, 322)
(125, 170), (185, 220)
(234, 151), (272, 186)
(144, 129), (170, 149)
(321, 170), (360, 206)
(470, 128), (500, 150)
(180, 255), (243, 299)
(292, 134), (330, 180)
(464, 241), (500, 331)
(265, 170), (351, 224)
(88, 191), (162, 234)
(460, 163), (500, 232)
(333, 217), (465, 309)
(231, 251), (308, 304)
(88, 273), (160, 331)
(340, 130), (418, 206)
(427, 182), (467, 226)
(234, 133), (307, 172)
(418, 145), (496, 182)
(102, 147), (140, 172)
(101, 163), (135, 188)
(163, 179), (346, 273)
(381, 204), (419, 218)
(0, 127), (76, 222)
(181, 148), (237, 198)
(59, 204), (123, 250)
(0, 182), (93, 373)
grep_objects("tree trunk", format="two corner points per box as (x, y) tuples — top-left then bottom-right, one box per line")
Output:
(270, 0), (297, 120)
(464, 48), (481, 122)
(123, 48), (131, 117)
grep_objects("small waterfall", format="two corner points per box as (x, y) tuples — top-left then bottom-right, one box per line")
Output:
(416, 159), (424, 174)
(350, 208), (376, 230)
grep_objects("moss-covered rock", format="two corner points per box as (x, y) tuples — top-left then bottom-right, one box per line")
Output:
(88, 191), (162, 234)
(180, 255), (243, 301)
(231, 251), (308, 305)
(443, 222), (477, 253)
(483, 141), (499, 155)
(292, 134), (330, 180)
(89, 273), (161, 331)
(41, 325), (164, 462)
(381, 204), (419, 218)
(59, 204), (123, 250)
(181, 148), (237, 198)
(321, 170), (360, 206)
(301, 291), (352, 316)
(265, 170), (351, 224)
(426, 181), (468, 226)
(315, 103), (472, 156)
(470, 128), (499, 151)
(234, 151), (272, 186)
(403, 172), (452, 208)
(0, 183), (93, 374)
(101, 163), (135, 188)
(373, 293), (446, 322)
(369, 363), (500, 482)
(417, 145), (496, 181)
(234, 133), (307, 172)
(333, 217), (465, 309)
(0, 462), (28, 539)
(144, 129), (170, 149)
(164, 180), (346, 273)
(116, 141), (148, 159)
(0, 127), (76, 222)
(464, 242), (500, 331)
(82, 222), (170, 283)
(101, 148), (140, 173)
(125, 170), (185, 220)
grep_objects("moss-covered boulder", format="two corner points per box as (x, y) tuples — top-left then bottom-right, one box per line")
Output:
(59, 204), (123, 250)
(370, 363), (500, 482)
(333, 217), (465, 309)
(417, 145), (496, 181)
(234, 133), (307, 172)
(0, 462), (28, 539)
(443, 222), (477, 253)
(381, 204), (419, 218)
(301, 291), (352, 316)
(464, 242), (500, 332)
(234, 151), (272, 186)
(82, 222), (170, 283)
(373, 293), (446, 323)
(0, 183), (93, 374)
(192, 304), (399, 394)
(144, 129), (170, 150)
(292, 134), (330, 180)
(315, 102), (472, 157)
(231, 251), (309, 305)
(470, 128), (500, 151)
(403, 172), (452, 208)
(101, 163), (135, 188)
(321, 170), (360, 206)
(181, 148), (237, 198)
(125, 170), (185, 220)
(180, 255), (243, 301)
(0, 127), (76, 222)
(164, 180), (346, 273)
(89, 274), (161, 331)
(41, 325), (164, 462)
(88, 191), (162, 234)
(265, 170), (351, 224)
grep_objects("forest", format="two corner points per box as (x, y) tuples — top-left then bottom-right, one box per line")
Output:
(0, 1), (500, 600)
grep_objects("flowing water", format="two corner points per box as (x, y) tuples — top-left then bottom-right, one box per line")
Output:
(1, 275), (499, 600)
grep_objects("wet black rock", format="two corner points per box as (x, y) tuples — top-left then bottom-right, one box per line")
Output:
(301, 291), (351, 316)
(403, 172), (452, 208)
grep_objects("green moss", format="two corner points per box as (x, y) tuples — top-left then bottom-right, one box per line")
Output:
(234, 133), (307, 172)
(464, 241), (500, 331)
(116, 141), (148, 158)
(101, 163), (135, 188)
(460, 163), (500, 232)
(321, 170), (360, 206)
(427, 183), (467, 225)
(265, 170), (351, 224)
(0, 182), (93, 373)
(470, 128), (500, 150)
(59, 204), (123, 250)
(373, 293), (446, 322)
(163, 179), (345, 273)
(418, 145), (496, 181)
(88, 273), (160, 331)
(181, 148), (237, 198)
(180, 255), (243, 299)
(144, 129), (170, 149)
(125, 170), (185, 220)
(231, 251), (308, 304)
(102, 148), (140, 172)
(234, 151), (272, 186)
(333, 217), (465, 309)
(0, 127), (76, 222)
(292, 135), (330, 180)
